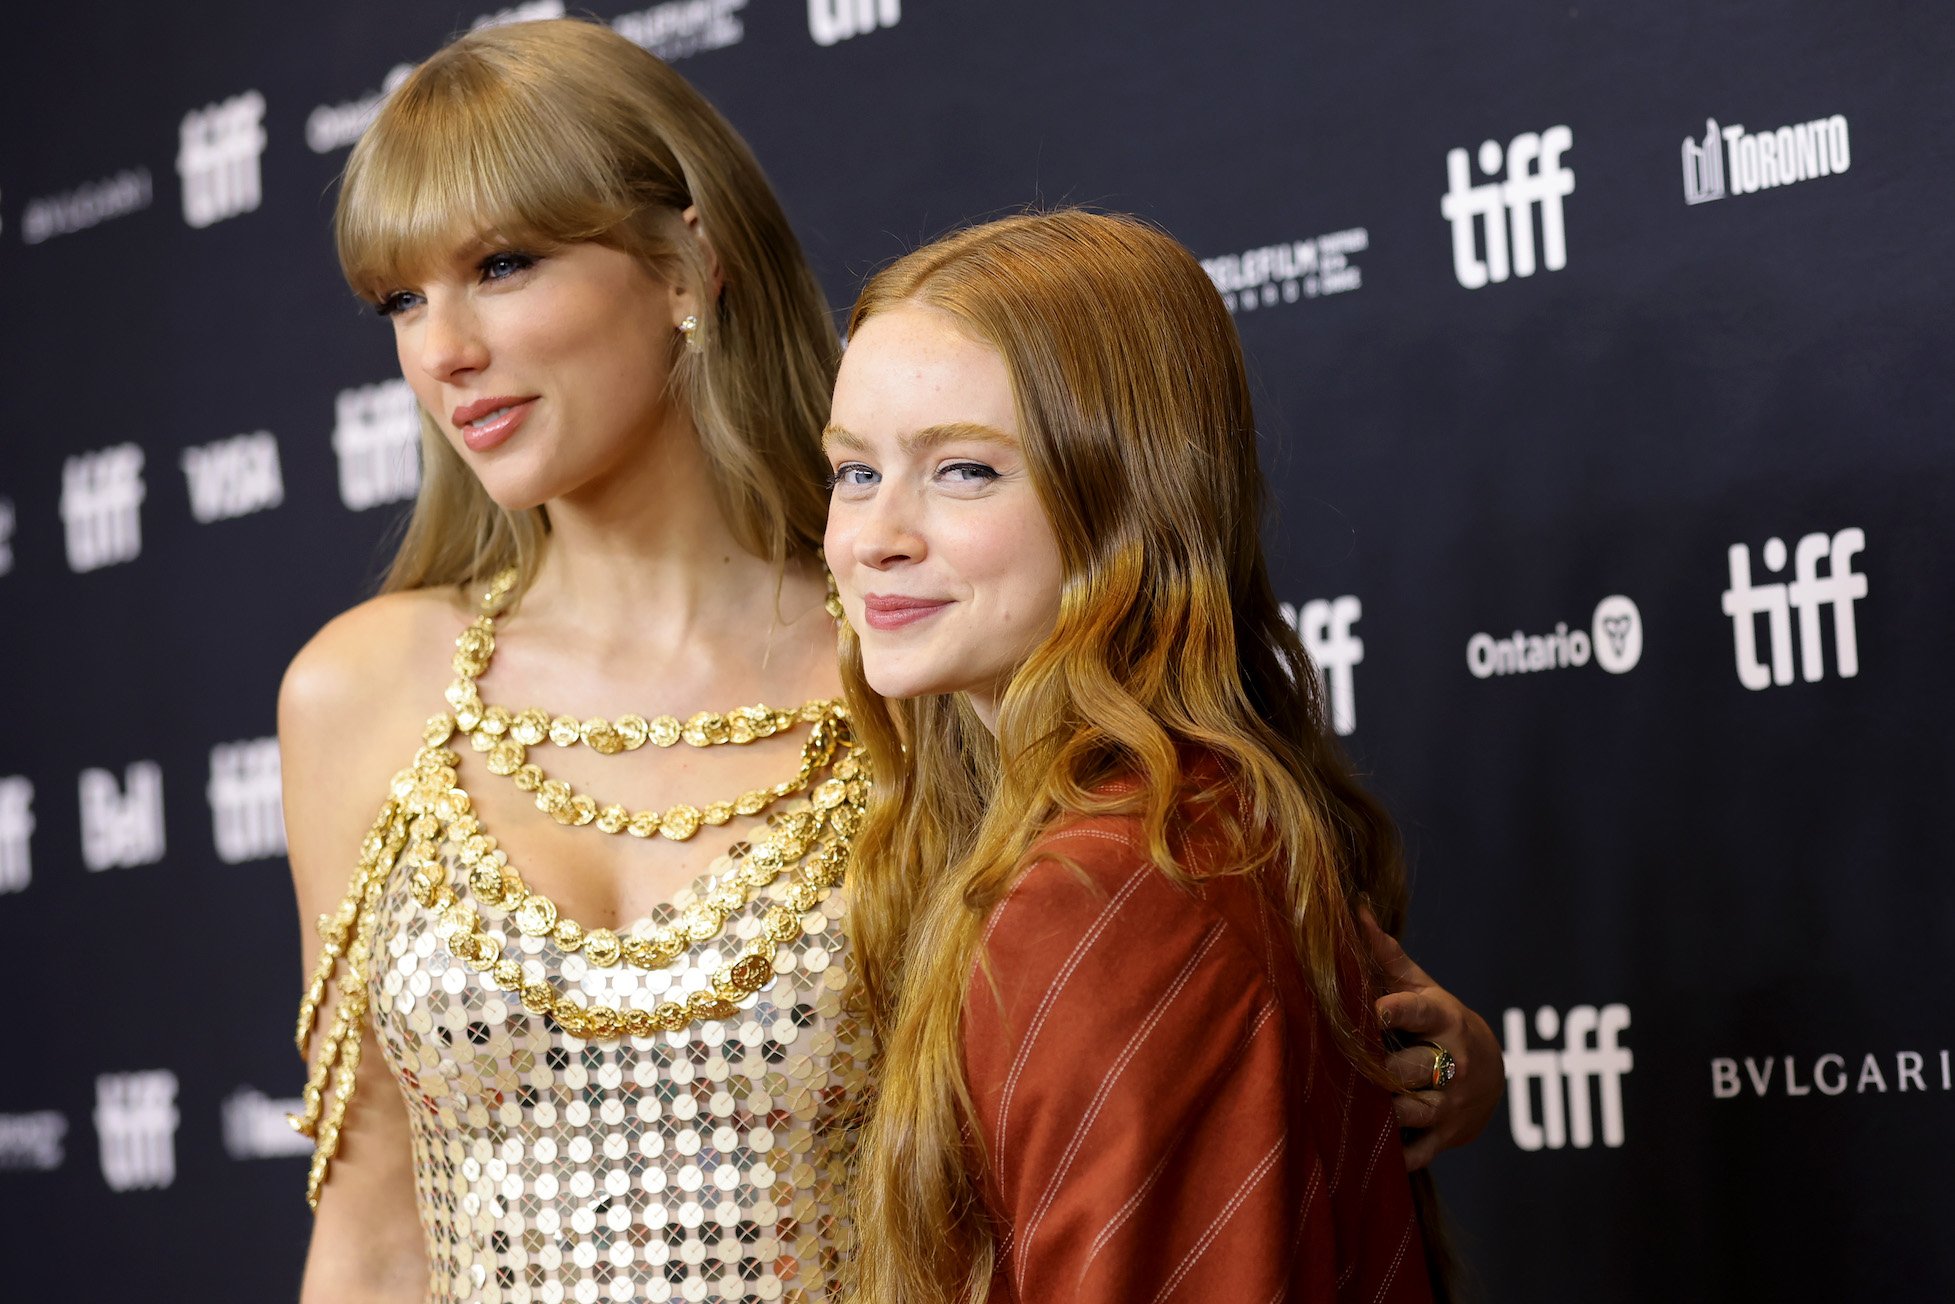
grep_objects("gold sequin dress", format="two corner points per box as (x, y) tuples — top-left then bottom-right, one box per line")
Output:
(364, 802), (868, 1304)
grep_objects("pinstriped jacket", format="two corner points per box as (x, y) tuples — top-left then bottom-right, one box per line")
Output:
(963, 776), (1433, 1304)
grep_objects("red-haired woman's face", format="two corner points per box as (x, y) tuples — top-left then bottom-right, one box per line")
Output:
(823, 303), (1064, 731)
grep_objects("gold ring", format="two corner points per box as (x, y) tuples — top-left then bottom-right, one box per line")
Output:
(1420, 1041), (1456, 1090)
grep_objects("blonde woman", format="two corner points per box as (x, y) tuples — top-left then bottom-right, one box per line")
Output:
(284, 21), (858, 1304)
(286, 19), (1495, 1304)
(828, 210), (1447, 1302)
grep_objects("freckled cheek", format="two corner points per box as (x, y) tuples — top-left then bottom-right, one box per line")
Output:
(957, 516), (1061, 629)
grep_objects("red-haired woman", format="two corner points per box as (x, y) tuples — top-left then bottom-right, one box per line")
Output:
(827, 210), (1456, 1302)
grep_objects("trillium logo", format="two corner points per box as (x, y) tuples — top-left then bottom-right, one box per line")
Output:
(1467, 594), (1642, 679)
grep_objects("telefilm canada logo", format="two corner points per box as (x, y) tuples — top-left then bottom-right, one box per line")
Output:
(1504, 1003), (1632, 1151)
(1202, 229), (1368, 315)
(1280, 596), (1362, 736)
(1466, 594), (1642, 680)
(1683, 114), (1850, 205)
(1441, 125), (1574, 290)
(810, 0), (899, 45)
(1720, 528), (1865, 690)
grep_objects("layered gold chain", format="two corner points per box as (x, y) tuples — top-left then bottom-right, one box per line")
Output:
(446, 569), (835, 841)
(291, 568), (866, 1209)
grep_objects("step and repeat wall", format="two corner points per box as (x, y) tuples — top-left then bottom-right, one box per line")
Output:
(1, 2), (1949, 1299)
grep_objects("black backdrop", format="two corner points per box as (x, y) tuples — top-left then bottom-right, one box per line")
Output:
(2, 3), (1951, 1300)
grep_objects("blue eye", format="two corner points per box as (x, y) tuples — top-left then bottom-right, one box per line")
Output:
(940, 461), (1000, 483)
(825, 463), (878, 491)
(480, 251), (536, 281)
(373, 290), (421, 317)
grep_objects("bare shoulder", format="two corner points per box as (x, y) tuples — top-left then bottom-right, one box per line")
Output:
(280, 587), (467, 733)
(280, 587), (467, 917)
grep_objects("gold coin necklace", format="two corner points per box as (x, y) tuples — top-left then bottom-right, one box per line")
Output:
(447, 568), (837, 841)
(290, 568), (869, 1208)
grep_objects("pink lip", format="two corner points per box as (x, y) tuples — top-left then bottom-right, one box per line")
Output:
(451, 396), (537, 452)
(862, 594), (950, 631)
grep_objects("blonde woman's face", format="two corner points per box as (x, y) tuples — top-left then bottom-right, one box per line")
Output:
(823, 303), (1065, 731)
(378, 238), (687, 510)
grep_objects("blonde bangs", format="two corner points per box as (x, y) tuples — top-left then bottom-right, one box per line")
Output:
(334, 17), (838, 597)
(335, 47), (635, 300)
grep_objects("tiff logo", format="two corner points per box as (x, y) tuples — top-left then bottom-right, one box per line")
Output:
(178, 91), (267, 229)
(79, 762), (166, 871)
(61, 444), (146, 572)
(182, 431), (284, 523)
(1721, 528), (1866, 691)
(0, 1111), (67, 1171)
(333, 380), (422, 510)
(0, 776), (34, 894)
(1504, 1003), (1632, 1151)
(810, 0), (899, 46)
(209, 738), (286, 863)
(222, 1088), (314, 1159)
(1441, 125), (1575, 290)
(1281, 596), (1362, 736)
(95, 1072), (179, 1192)
(0, 497), (13, 574)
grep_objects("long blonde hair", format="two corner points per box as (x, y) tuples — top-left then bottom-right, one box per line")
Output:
(840, 211), (1414, 1302)
(334, 18), (838, 594)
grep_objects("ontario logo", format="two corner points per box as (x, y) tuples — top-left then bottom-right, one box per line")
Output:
(1467, 594), (1642, 679)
